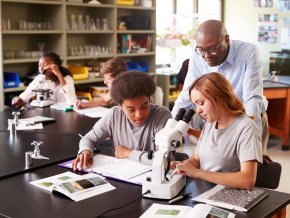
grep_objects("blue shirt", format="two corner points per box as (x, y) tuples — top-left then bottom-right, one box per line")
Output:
(172, 40), (267, 132)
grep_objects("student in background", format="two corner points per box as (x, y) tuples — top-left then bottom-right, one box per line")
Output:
(75, 58), (127, 109)
(72, 71), (172, 170)
(172, 73), (262, 190)
(12, 52), (77, 109)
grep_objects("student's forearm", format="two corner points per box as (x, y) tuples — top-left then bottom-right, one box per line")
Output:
(92, 96), (109, 106)
(57, 74), (66, 87)
(196, 170), (256, 190)
(187, 156), (200, 168)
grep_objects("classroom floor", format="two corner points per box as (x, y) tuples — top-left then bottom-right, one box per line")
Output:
(177, 135), (290, 218)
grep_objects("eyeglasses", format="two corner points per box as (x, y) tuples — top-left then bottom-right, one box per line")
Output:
(195, 37), (224, 56)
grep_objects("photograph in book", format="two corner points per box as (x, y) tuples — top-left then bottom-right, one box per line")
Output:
(30, 171), (82, 192)
(30, 172), (115, 202)
(60, 176), (107, 193)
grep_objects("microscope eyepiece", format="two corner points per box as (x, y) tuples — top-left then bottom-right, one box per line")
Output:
(182, 109), (195, 123)
(175, 108), (186, 121)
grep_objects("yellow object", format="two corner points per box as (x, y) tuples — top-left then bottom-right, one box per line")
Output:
(76, 91), (92, 101)
(68, 66), (89, 80)
(117, 0), (134, 6)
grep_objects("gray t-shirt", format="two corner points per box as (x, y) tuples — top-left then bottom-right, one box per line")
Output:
(79, 104), (172, 165)
(196, 114), (263, 172)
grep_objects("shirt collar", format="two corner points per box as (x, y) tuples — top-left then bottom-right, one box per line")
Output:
(222, 40), (234, 67)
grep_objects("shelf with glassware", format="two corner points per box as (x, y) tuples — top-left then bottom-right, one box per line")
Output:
(66, 3), (115, 33)
(0, 0), (156, 110)
(65, 0), (116, 87)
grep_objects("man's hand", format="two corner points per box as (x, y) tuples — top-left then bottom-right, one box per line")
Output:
(262, 154), (272, 165)
(115, 145), (132, 159)
(72, 150), (93, 171)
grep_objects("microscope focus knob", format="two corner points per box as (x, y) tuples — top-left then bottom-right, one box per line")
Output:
(171, 140), (181, 147)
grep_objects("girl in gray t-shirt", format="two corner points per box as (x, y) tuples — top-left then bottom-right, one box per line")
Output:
(173, 73), (262, 190)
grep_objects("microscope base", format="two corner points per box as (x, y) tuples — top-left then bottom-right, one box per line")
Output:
(142, 175), (186, 199)
(30, 100), (55, 108)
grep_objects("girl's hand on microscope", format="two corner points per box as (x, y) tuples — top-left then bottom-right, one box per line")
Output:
(175, 161), (200, 178)
(170, 161), (182, 170)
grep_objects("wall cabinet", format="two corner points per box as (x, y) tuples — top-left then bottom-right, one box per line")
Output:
(0, 0), (156, 110)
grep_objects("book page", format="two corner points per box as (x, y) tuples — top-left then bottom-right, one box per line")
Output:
(54, 173), (115, 202)
(30, 171), (82, 192)
(61, 154), (152, 185)
(74, 106), (110, 118)
(188, 204), (236, 218)
(95, 157), (151, 179)
(139, 203), (193, 218)
(140, 203), (236, 218)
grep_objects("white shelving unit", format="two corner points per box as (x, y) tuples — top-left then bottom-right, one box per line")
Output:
(0, 0), (156, 110)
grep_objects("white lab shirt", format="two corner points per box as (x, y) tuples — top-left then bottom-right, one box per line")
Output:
(19, 74), (77, 105)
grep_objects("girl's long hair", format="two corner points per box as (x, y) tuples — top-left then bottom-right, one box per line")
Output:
(189, 72), (245, 115)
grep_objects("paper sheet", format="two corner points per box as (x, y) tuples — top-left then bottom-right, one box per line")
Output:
(74, 106), (110, 118)
(8, 120), (43, 130)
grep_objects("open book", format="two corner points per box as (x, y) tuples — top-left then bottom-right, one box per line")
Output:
(140, 203), (235, 218)
(59, 154), (152, 185)
(74, 106), (110, 118)
(30, 171), (115, 202)
(192, 185), (268, 212)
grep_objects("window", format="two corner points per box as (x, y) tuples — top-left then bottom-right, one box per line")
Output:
(156, 0), (197, 66)
(156, 0), (222, 67)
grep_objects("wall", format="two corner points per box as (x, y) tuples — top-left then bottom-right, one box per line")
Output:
(224, 0), (289, 75)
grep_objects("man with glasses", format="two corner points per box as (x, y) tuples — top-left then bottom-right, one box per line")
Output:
(172, 19), (269, 153)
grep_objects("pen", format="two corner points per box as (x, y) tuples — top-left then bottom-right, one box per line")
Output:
(170, 164), (185, 179)
(170, 168), (178, 179)
(168, 193), (191, 204)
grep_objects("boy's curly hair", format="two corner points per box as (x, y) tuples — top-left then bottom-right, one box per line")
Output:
(110, 71), (156, 104)
(100, 58), (127, 78)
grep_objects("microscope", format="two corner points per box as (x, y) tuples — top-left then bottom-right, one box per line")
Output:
(30, 74), (55, 107)
(142, 108), (194, 199)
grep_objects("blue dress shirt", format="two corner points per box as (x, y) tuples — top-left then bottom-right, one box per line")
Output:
(172, 40), (267, 132)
